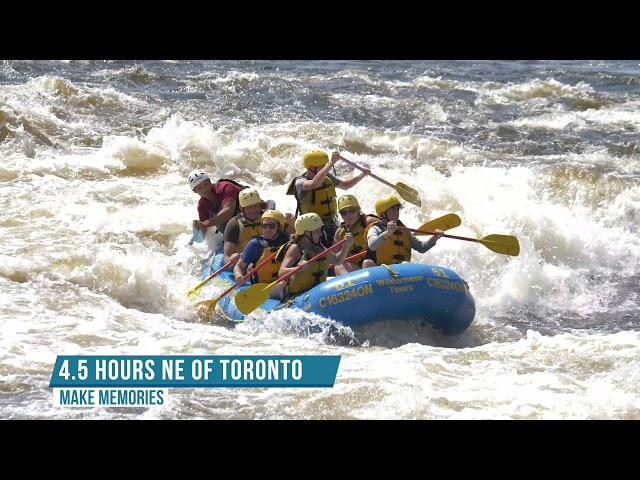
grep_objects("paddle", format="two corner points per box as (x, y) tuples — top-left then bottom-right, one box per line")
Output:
(338, 155), (422, 207)
(235, 238), (349, 315)
(417, 213), (461, 232)
(186, 259), (234, 300)
(328, 213), (463, 268)
(403, 227), (520, 256)
(195, 249), (280, 312)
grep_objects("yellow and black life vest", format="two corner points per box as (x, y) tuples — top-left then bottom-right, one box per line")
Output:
(252, 233), (290, 284)
(364, 219), (412, 265)
(286, 174), (337, 221)
(235, 213), (263, 252)
(276, 239), (329, 294)
(335, 214), (378, 265)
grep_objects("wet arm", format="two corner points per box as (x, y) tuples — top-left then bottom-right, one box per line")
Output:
(203, 200), (237, 229)
(411, 233), (438, 253)
(327, 242), (350, 265)
(367, 225), (387, 251)
(301, 161), (335, 191)
(337, 170), (367, 189)
(233, 258), (249, 281)
(222, 218), (240, 262)
(278, 245), (302, 277)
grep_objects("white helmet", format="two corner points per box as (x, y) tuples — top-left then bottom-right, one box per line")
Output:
(188, 170), (210, 191)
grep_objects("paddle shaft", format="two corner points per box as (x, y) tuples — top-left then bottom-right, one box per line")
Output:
(265, 237), (349, 291)
(404, 227), (488, 245)
(191, 259), (234, 292)
(329, 251), (366, 269)
(338, 155), (396, 189)
(213, 249), (280, 301)
(198, 260), (233, 287)
(327, 214), (461, 268)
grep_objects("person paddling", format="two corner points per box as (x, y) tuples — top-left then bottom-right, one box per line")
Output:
(188, 170), (245, 237)
(232, 209), (292, 301)
(286, 150), (369, 246)
(333, 194), (378, 274)
(222, 188), (266, 265)
(277, 213), (354, 297)
(366, 195), (443, 265)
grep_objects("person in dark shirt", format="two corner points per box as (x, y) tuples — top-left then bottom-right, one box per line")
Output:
(188, 170), (243, 236)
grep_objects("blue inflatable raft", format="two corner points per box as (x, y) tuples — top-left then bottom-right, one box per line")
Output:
(198, 251), (475, 335)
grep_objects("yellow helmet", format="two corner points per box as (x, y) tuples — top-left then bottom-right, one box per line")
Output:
(303, 149), (329, 169)
(295, 212), (324, 235)
(238, 188), (263, 208)
(337, 194), (360, 213)
(375, 195), (402, 217)
(261, 209), (286, 228)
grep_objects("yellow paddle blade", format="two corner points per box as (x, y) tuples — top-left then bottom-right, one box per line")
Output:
(479, 234), (520, 256)
(193, 299), (219, 320)
(187, 278), (210, 300)
(395, 181), (421, 207)
(195, 297), (220, 311)
(418, 213), (461, 232)
(186, 259), (234, 300)
(234, 282), (273, 315)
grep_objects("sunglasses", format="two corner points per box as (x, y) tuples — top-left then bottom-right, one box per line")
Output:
(261, 223), (278, 229)
(340, 208), (358, 215)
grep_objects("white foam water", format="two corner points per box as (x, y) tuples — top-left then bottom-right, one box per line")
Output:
(1, 60), (639, 419)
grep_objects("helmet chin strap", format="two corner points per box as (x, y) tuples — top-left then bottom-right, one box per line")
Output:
(304, 232), (322, 246)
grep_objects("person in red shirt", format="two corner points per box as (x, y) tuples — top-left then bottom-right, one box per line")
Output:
(188, 170), (244, 236)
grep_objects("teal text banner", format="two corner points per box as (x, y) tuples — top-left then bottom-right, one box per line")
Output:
(49, 355), (341, 388)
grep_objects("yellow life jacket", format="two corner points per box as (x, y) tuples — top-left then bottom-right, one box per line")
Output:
(364, 219), (412, 265)
(286, 174), (337, 221)
(252, 233), (290, 284)
(277, 239), (329, 295)
(335, 214), (377, 265)
(235, 213), (263, 252)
